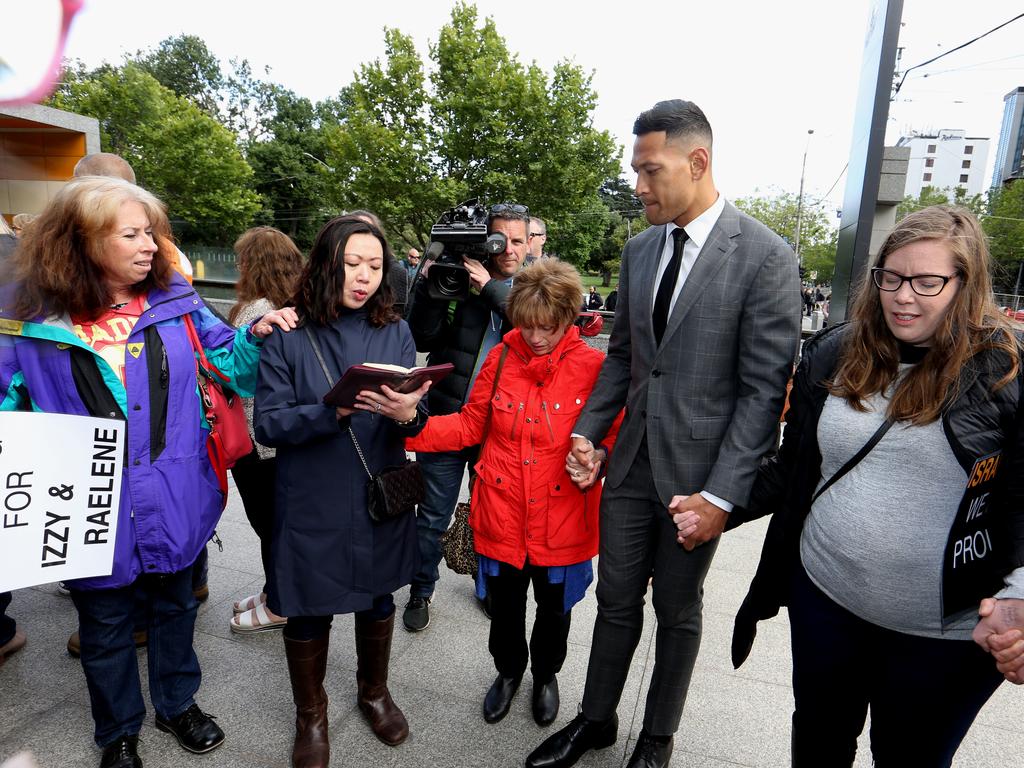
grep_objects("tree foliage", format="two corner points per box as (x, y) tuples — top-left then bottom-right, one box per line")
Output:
(734, 190), (838, 281)
(50, 63), (260, 243)
(324, 2), (621, 263)
(896, 185), (985, 222)
(134, 34), (223, 117)
(985, 180), (1024, 291)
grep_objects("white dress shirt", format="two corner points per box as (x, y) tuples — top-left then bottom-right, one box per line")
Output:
(651, 193), (726, 315)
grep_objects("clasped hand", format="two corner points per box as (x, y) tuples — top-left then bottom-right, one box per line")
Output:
(973, 597), (1024, 684)
(670, 494), (727, 551)
(566, 437), (605, 490)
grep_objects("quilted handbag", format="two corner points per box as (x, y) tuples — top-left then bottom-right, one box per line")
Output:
(351, 429), (425, 522)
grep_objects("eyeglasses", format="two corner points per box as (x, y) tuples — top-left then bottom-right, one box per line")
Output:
(490, 203), (528, 216)
(871, 267), (960, 297)
(529, 232), (545, 238)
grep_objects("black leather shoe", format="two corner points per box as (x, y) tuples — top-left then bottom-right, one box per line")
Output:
(154, 704), (224, 754)
(625, 731), (673, 768)
(525, 711), (618, 767)
(483, 674), (522, 723)
(532, 676), (559, 726)
(100, 735), (142, 768)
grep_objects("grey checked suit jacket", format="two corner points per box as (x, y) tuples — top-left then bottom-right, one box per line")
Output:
(575, 201), (801, 508)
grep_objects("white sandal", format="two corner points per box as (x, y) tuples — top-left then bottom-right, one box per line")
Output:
(232, 592), (265, 614)
(229, 602), (287, 634)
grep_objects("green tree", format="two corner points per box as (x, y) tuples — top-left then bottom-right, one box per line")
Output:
(590, 176), (647, 284)
(50, 63), (260, 243)
(984, 180), (1024, 292)
(324, 2), (620, 263)
(734, 190), (838, 281)
(134, 34), (223, 117)
(896, 185), (985, 221)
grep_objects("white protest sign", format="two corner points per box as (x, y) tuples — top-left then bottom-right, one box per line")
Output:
(0, 411), (125, 592)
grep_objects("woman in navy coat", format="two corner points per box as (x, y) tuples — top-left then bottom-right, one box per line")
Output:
(255, 215), (428, 767)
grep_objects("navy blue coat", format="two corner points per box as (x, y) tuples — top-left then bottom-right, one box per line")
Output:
(254, 309), (424, 616)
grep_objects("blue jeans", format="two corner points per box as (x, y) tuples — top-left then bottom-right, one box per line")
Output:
(0, 591), (15, 647)
(71, 566), (201, 747)
(411, 447), (477, 598)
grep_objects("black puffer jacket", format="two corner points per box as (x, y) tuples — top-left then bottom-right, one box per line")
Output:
(730, 323), (1024, 668)
(406, 273), (512, 416)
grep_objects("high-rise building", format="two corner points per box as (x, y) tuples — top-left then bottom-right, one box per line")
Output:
(896, 130), (989, 200)
(991, 86), (1024, 188)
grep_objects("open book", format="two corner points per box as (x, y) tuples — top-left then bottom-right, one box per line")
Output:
(322, 362), (454, 408)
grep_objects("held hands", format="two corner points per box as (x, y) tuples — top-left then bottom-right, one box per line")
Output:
(352, 381), (431, 423)
(565, 437), (605, 490)
(671, 493), (728, 551)
(251, 307), (299, 338)
(973, 597), (1024, 684)
(462, 256), (492, 292)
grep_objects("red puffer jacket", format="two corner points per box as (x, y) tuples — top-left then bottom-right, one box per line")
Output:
(406, 326), (622, 568)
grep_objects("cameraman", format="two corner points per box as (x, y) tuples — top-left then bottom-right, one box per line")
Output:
(403, 203), (530, 632)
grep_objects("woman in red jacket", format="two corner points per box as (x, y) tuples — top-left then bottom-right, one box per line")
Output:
(405, 259), (621, 728)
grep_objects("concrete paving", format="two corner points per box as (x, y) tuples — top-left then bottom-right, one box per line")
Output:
(2, 477), (1023, 767)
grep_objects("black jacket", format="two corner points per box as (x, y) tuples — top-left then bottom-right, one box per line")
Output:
(406, 273), (512, 416)
(730, 323), (1024, 668)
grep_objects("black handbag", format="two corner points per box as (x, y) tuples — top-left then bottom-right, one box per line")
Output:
(304, 326), (425, 522)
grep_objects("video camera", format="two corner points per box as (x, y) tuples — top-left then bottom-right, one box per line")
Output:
(422, 199), (507, 301)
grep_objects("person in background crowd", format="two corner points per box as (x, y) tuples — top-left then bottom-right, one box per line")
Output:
(604, 289), (618, 313)
(729, 206), (1024, 767)
(406, 260), (622, 727)
(227, 227), (304, 635)
(0, 176), (295, 768)
(586, 286), (604, 310)
(403, 203), (530, 632)
(402, 248), (420, 280)
(526, 217), (548, 265)
(254, 215), (430, 764)
(528, 98), (799, 768)
(11, 213), (35, 237)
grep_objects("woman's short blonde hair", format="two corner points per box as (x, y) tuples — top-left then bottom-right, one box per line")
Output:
(507, 259), (583, 330)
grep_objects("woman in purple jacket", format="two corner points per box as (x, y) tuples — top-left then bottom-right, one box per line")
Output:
(0, 177), (295, 768)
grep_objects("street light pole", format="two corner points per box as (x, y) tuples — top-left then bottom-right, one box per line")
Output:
(301, 151), (334, 172)
(794, 129), (814, 266)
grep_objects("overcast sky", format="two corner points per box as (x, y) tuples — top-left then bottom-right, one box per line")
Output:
(63, 0), (1024, 218)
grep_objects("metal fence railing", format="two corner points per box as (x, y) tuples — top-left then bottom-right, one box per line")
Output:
(994, 293), (1024, 313)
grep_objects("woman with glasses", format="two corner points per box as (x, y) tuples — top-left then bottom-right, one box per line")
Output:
(717, 206), (1024, 766)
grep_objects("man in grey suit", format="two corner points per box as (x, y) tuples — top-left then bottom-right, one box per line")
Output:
(526, 100), (800, 768)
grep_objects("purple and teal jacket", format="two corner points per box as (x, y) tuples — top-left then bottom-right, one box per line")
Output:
(0, 274), (262, 590)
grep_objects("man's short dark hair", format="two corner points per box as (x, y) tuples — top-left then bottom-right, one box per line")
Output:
(487, 202), (531, 231)
(633, 99), (713, 150)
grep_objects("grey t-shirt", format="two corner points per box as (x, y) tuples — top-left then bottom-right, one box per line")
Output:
(801, 389), (1024, 639)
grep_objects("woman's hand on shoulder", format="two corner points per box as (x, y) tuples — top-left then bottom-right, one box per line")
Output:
(252, 307), (299, 338)
(354, 381), (431, 423)
(974, 597), (1024, 683)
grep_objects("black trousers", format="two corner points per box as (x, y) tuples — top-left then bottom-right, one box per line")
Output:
(229, 449), (277, 594)
(487, 560), (570, 683)
(789, 562), (1004, 767)
(581, 438), (718, 736)
(0, 591), (15, 647)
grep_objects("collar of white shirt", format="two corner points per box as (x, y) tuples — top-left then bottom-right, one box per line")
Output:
(666, 193), (726, 249)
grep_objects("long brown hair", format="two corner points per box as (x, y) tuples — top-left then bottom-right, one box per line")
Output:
(11, 177), (174, 320)
(290, 215), (398, 327)
(228, 227), (304, 324)
(830, 205), (1019, 424)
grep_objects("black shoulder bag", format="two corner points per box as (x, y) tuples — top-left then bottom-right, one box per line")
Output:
(304, 326), (425, 522)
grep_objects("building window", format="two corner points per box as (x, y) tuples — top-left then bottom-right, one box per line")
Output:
(959, 174), (969, 183)
(962, 160), (971, 169)
(927, 144), (937, 153)
(923, 173), (932, 182)
(925, 158), (935, 167)
(965, 145), (974, 155)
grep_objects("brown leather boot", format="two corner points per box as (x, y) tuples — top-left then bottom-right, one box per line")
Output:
(284, 633), (330, 768)
(355, 612), (409, 746)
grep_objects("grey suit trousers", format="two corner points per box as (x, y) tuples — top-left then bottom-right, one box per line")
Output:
(581, 435), (718, 736)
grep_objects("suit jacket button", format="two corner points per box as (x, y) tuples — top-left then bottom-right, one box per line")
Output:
(652, 369), (661, 377)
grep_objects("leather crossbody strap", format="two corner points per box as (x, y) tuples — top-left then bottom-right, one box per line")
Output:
(811, 417), (893, 504)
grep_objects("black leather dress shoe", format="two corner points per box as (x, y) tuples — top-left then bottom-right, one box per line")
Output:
(532, 676), (559, 726)
(154, 704), (225, 754)
(100, 735), (142, 768)
(483, 674), (522, 723)
(625, 731), (674, 768)
(525, 711), (618, 768)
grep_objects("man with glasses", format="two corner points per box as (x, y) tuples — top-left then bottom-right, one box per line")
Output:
(526, 217), (548, 265)
(403, 203), (531, 632)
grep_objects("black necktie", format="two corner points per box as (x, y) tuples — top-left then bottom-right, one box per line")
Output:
(653, 228), (687, 345)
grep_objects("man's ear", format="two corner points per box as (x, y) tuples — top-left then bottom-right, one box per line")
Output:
(689, 147), (710, 179)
